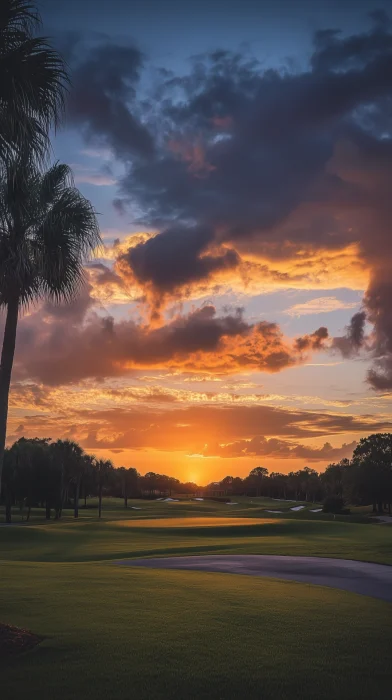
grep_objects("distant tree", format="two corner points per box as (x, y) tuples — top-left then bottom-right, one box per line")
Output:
(351, 434), (392, 513)
(3, 437), (52, 522)
(0, 159), (100, 503)
(321, 459), (350, 498)
(231, 477), (244, 496)
(81, 454), (96, 507)
(143, 472), (159, 496)
(96, 459), (114, 518)
(248, 466), (269, 496)
(71, 446), (87, 519)
(269, 472), (287, 500)
(2, 448), (15, 522)
(118, 466), (139, 507)
(50, 440), (84, 518)
(299, 467), (319, 502)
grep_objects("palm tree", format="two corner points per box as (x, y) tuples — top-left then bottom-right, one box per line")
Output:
(0, 0), (67, 163)
(0, 159), (101, 496)
(72, 449), (90, 520)
(79, 453), (95, 515)
(96, 459), (114, 518)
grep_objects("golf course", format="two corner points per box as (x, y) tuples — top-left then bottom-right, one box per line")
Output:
(1, 497), (392, 700)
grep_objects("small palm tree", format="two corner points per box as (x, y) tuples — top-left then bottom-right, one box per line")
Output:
(96, 459), (114, 518)
(0, 0), (67, 162)
(0, 158), (101, 494)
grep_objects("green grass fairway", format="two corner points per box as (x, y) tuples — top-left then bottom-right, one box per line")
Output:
(1, 499), (391, 564)
(1, 563), (392, 700)
(1, 499), (392, 700)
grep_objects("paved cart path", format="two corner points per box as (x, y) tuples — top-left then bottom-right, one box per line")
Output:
(117, 555), (392, 602)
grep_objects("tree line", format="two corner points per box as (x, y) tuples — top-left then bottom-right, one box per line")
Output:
(1, 432), (391, 522)
(210, 433), (392, 514)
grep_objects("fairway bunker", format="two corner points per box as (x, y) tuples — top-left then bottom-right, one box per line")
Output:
(117, 555), (392, 603)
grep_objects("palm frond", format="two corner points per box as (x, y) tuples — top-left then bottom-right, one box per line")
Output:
(39, 162), (73, 208)
(0, 0), (68, 162)
(0, 1), (39, 35)
(34, 173), (101, 304)
(0, 157), (102, 307)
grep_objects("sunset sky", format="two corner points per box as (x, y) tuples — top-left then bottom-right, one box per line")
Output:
(6, 0), (392, 483)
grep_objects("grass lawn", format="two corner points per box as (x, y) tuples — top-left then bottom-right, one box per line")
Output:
(1, 498), (391, 564)
(1, 498), (391, 699)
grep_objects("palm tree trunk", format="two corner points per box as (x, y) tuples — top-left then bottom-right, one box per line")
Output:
(74, 479), (80, 518)
(5, 487), (12, 524)
(98, 483), (102, 518)
(0, 296), (19, 499)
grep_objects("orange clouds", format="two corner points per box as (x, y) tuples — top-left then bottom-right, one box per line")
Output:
(84, 231), (369, 326)
(6, 399), (391, 459)
(201, 436), (357, 461)
(111, 235), (367, 314)
(10, 303), (330, 386)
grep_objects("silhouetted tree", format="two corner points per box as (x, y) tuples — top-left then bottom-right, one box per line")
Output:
(0, 0), (67, 164)
(0, 159), (100, 505)
(118, 466), (139, 507)
(96, 459), (114, 518)
(351, 434), (392, 513)
(321, 460), (349, 498)
(249, 466), (269, 496)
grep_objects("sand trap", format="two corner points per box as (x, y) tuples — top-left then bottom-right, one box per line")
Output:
(310, 508), (323, 513)
(117, 555), (392, 602)
(265, 510), (283, 513)
(163, 498), (179, 502)
(193, 498), (204, 501)
(225, 502), (238, 505)
(131, 507), (142, 510)
(290, 505), (306, 511)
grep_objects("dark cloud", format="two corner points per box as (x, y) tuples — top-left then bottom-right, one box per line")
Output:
(67, 42), (154, 158)
(43, 18), (392, 390)
(365, 273), (392, 389)
(113, 19), (392, 254)
(295, 327), (329, 352)
(6, 299), (329, 386)
(118, 224), (240, 302)
(332, 311), (367, 358)
(311, 15), (392, 72)
(71, 17), (391, 389)
(9, 304), (265, 384)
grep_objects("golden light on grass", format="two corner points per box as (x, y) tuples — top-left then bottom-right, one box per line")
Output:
(109, 517), (282, 528)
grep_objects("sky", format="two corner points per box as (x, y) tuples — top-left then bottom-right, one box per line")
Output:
(6, 0), (392, 483)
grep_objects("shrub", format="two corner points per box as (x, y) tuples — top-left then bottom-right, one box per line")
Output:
(323, 496), (345, 513)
